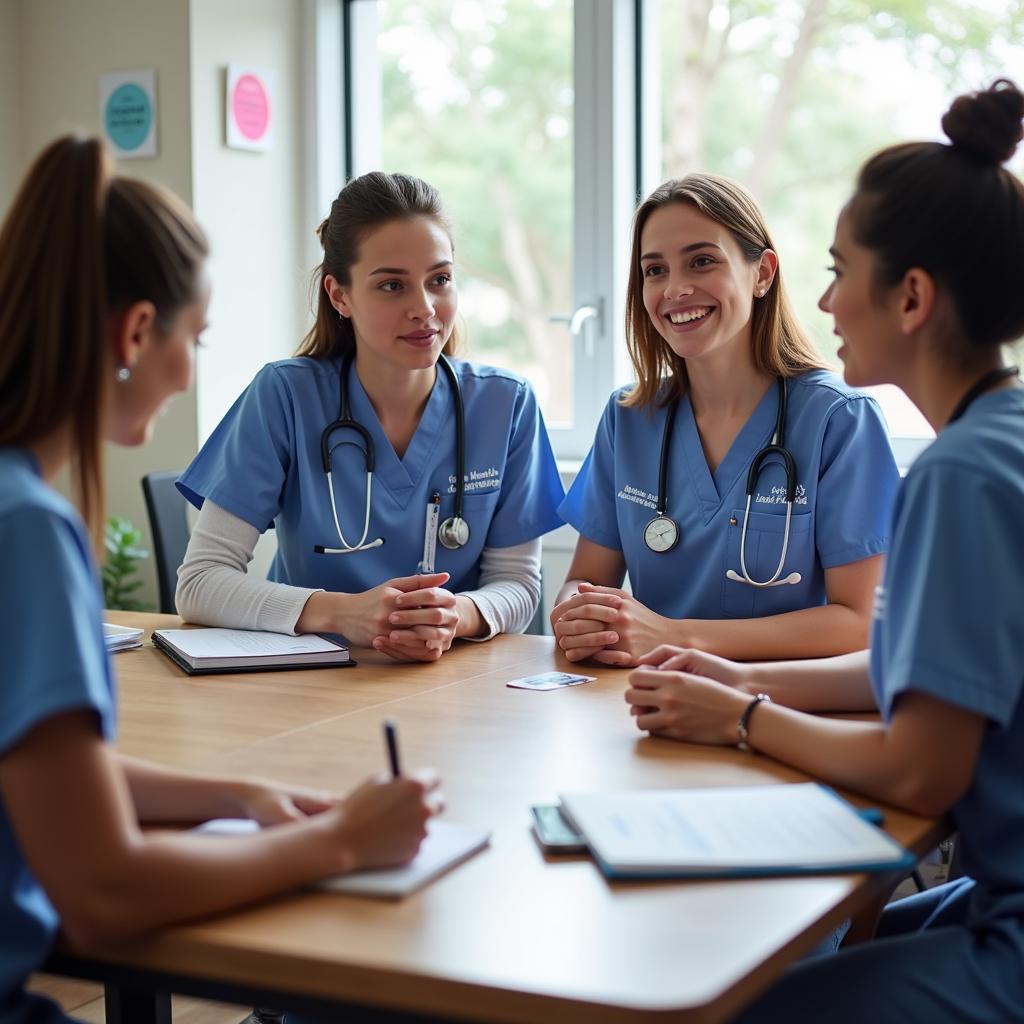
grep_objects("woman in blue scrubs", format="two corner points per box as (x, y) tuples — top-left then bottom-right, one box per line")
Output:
(0, 136), (438, 1024)
(177, 172), (563, 662)
(554, 176), (899, 666)
(625, 80), (1024, 1022)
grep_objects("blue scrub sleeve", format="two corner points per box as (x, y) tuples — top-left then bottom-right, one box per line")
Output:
(558, 395), (623, 551)
(482, 382), (565, 547)
(177, 364), (298, 532)
(814, 397), (898, 568)
(876, 462), (1022, 725)
(0, 509), (114, 755)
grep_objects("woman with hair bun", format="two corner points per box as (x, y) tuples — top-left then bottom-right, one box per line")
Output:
(624, 80), (1024, 1021)
(176, 172), (563, 662)
(0, 138), (440, 1023)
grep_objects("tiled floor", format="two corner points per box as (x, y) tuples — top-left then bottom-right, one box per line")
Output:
(25, 974), (249, 1023)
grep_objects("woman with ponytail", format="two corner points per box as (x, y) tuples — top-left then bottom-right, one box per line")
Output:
(175, 173), (564, 662)
(621, 80), (1024, 1021)
(0, 138), (439, 1023)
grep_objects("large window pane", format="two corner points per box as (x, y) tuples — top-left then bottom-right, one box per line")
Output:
(354, 0), (577, 429)
(653, 0), (1024, 440)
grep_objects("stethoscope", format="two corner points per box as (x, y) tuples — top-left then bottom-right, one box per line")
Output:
(313, 352), (469, 555)
(643, 377), (802, 588)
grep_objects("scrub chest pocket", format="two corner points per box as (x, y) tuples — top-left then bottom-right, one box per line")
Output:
(721, 509), (816, 618)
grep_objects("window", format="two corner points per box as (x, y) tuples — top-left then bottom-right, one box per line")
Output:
(343, 0), (637, 458)
(323, 0), (1024, 463)
(645, 0), (1024, 460)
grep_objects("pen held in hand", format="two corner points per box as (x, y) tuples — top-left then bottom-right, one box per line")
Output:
(384, 719), (402, 778)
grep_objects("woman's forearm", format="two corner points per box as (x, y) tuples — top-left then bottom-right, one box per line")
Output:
(740, 650), (874, 712)
(682, 602), (872, 665)
(119, 755), (260, 823)
(176, 499), (319, 634)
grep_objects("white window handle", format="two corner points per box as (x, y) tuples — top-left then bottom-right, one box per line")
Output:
(550, 301), (602, 357)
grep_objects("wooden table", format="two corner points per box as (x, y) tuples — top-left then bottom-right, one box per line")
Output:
(46, 613), (946, 1023)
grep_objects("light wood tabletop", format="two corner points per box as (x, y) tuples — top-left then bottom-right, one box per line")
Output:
(51, 612), (947, 1024)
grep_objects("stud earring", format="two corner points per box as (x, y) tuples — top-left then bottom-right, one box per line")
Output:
(116, 366), (132, 383)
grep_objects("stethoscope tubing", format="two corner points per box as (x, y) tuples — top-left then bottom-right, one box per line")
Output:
(317, 351), (467, 555)
(649, 377), (800, 587)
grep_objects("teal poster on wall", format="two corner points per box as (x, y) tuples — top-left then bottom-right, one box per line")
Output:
(99, 70), (157, 159)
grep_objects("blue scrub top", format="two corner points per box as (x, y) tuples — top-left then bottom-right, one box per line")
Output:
(871, 388), (1024, 922)
(0, 448), (116, 1023)
(560, 370), (899, 620)
(178, 356), (565, 592)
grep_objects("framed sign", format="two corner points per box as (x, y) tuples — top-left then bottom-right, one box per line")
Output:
(100, 70), (157, 159)
(226, 64), (276, 152)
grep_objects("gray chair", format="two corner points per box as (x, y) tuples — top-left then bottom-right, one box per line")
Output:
(141, 471), (190, 614)
(525, 569), (546, 635)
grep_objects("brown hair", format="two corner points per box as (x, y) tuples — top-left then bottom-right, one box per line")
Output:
(850, 79), (1024, 351)
(0, 135), (208, 543)
(623, 174), (826, 410)
(297, 171), (460, 359)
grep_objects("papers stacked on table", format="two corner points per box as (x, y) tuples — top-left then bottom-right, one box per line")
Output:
(559, 782), (915, 879)
(103, 622), (144, 653)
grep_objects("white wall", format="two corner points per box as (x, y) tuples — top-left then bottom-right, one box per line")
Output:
(188, 0), (310, 579)
(0, 0), (308, 603)
(189, 0), (310, 443)
(9, 0), (196, 605)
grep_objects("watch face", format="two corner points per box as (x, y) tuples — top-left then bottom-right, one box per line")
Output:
(644, 515), (679, 553)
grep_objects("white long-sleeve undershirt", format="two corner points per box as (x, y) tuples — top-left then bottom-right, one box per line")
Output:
(175, 499), (542, 641)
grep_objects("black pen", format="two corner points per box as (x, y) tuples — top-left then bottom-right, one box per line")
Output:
(384, 719), (401, 778)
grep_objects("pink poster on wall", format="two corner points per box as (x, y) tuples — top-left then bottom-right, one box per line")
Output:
(226, 64), (277, 152)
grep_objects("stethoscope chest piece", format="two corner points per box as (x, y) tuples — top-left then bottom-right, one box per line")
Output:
(438, 515), (470, 550)
(644, 514), (679, 554)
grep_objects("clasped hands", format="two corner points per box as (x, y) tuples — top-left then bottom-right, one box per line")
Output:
(624, 645), (754, 745)
(550, 582), (677, 667)
(348, 571), (461, 662)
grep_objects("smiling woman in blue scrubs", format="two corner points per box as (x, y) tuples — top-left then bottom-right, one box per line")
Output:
(627, 79), (1024, 1023)
(553, 175), (899, 666)
(177, 172), (564, 662)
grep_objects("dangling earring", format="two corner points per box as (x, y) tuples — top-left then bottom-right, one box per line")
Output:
(116, 366), (132, 383)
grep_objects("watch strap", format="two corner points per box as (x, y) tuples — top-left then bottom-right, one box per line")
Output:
(737, 692), (771, 753)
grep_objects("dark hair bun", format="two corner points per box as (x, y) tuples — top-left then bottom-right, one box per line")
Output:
(941, 78), (1024, 165)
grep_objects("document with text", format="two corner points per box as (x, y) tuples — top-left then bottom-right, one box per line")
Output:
(559, 783), (915, 879)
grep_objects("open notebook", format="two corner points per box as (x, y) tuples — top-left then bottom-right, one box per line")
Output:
(559, 782), (915, 880)
(195, 818), (490, 898)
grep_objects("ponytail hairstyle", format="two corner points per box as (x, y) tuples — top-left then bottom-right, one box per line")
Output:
(297, 171), (460, 360)
(849, 79), (1024, 351)
(623, 174), (826, 410)
(0, 136), (208, 543)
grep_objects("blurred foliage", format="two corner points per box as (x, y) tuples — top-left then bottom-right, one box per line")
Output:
(102, 516), (150, 612)
(365, 0), (1024, 415)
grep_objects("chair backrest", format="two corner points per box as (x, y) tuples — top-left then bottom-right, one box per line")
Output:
(141, 471), (190, 615)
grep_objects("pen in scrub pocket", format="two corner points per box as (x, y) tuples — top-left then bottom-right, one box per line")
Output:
(384, 719), (401, 778)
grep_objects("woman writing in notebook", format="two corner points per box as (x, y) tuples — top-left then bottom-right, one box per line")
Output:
(174, 172), (563, 662)
(551, 174), (900, 667)
(625, 80), (1024, 1022)
(0, 136), (439, 1024)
